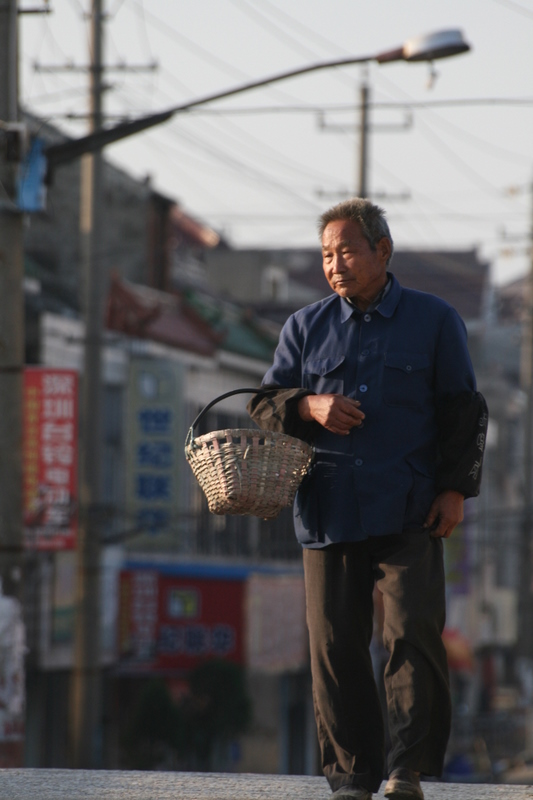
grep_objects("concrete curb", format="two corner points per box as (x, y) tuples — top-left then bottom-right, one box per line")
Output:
(0, 770), (531, 800)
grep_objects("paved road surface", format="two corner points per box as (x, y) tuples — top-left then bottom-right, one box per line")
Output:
(0, 770), (531, 800)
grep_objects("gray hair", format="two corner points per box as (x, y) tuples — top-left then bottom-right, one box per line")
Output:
(318, 198), (394, 265)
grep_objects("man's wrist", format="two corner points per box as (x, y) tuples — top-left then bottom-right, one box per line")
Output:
(298, 395), (313, 421)
(440, 488), (465, 499)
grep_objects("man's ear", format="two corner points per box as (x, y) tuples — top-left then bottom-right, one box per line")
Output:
(377, 237), (392, 264)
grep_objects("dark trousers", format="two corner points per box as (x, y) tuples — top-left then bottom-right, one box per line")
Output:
(303, 531), (451, 794)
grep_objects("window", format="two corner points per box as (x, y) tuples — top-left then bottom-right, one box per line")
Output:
(261, 266), (288, 302)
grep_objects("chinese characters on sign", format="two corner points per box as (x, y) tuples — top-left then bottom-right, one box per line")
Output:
(125, 360), (184, 536)
(23, 369), (79, 550)
(118, 570), (245, 673)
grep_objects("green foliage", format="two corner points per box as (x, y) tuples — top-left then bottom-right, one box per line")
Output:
(184, 660), (252, 768)
(122, 678), (185, 770)
(122, 661), (251, 771)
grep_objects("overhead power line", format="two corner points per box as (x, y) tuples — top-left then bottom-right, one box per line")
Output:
(227, 0), (325, 63)
(490, 0), (533, 20)
(180, 97), (533, 114)
(243, 0), (352, 58)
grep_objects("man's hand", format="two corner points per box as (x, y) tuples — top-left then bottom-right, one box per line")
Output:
(298, 393), (365, 435)
(423, 490), (464, 539)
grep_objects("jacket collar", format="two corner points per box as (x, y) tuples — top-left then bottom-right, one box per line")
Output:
(340, 272), (401, 322)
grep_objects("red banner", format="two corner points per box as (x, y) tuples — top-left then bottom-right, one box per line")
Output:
(23, 368), (79, 550)
(119, 570), (245, 673)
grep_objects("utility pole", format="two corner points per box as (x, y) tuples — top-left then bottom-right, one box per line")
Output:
(0, 0), (25, 766)
(358, 79), (370, 198)
(70, 0), (105, 769)
(518, 179), (533, 661)
(316, 73), (411, 202)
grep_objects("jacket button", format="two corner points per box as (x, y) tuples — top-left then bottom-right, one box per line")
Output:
(355, 458), (363, 466)
(363, 314), (371, 322)
(359, 384), (368, 393)
(406, 365), (412, 372)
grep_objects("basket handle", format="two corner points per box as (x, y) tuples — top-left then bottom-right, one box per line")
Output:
(185, 386), (279, 447)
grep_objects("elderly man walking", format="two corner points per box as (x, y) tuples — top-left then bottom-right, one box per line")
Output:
(249, 198), (487, 800)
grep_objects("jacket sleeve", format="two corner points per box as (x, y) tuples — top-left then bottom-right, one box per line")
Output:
(435, 390), (488, 498)
(247, 385), (319, 443)
(247, 314), (320, 442)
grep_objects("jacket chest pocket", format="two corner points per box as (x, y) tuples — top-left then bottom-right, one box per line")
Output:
(383, 352), (431, 408)
(303, 355), (345, 395)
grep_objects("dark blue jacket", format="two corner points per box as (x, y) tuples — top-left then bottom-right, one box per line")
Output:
(260, 274), (481, 548)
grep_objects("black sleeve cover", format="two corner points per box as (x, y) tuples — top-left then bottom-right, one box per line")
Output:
(247, 385), (319, 443)
(435, 390), (488, 498)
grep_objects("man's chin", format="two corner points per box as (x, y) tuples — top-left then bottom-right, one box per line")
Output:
(333, 285), (353, 297)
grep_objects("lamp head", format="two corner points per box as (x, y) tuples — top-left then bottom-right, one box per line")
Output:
(376, 29), (471, 64)
(403, 29), (470, 62)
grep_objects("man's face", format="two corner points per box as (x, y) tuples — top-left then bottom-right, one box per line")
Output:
(321, 219), (391, 308)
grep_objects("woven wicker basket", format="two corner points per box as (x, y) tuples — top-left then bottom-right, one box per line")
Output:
(184, 388), (314, 519)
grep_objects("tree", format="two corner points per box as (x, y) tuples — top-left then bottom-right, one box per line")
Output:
(184, 660), (251, 770)
(123, 678), (185, 770)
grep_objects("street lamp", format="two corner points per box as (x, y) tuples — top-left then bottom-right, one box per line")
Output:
(52, 27), (470, 769)
(380, 29), (470, 63)
(45, 29), (470, 173)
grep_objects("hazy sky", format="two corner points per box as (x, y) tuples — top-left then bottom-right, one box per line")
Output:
(19, 0), (533, 285)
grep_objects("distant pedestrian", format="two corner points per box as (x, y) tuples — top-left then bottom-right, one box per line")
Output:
(249, 198), (487, 800)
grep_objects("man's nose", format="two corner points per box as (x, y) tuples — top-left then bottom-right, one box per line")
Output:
(331, 253), (346, 273)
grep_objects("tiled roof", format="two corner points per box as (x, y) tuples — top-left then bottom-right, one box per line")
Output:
(105, 274), (221, 356)
(169, 205), (221, 248)
(389, 250), (489, 321)
(105, 275), (278, 361)
(183, 289), (279, 362)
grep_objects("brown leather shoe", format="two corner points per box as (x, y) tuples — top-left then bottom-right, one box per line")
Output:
(331, 785), (372, 800)
(384, 768), (423, 800)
